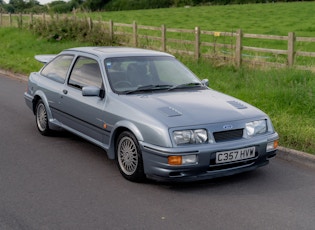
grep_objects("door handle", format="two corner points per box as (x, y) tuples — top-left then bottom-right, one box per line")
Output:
(63, 89), (68, 94)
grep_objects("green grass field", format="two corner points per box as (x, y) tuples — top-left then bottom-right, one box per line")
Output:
(1, 1), (315, 154)
(83, 2), (315, 66)
(88, 2), (315, 37)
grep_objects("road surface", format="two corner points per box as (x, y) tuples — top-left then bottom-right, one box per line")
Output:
(1, 74), (314, 230)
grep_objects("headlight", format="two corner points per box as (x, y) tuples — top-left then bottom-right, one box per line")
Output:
(173, 129), (208, 145)
(243, 119), (267, 138)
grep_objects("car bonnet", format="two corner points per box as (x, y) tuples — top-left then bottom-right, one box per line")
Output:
(119, 89), (266, 127)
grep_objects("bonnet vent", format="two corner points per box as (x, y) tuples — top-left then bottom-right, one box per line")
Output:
(227, 101), (247, 109)
(159, 107), (182, 117)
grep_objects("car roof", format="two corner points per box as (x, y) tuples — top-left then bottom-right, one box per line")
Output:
(63, 47), (174, 59)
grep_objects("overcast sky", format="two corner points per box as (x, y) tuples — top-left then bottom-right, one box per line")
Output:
(3, 0), (65, 5)
(39, 0), (69, 4)
(38, 0), (54, 4)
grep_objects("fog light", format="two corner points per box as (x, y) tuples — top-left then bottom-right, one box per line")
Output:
(168, 155), (197, 165)
(182, 155), (197, 164)
(267, 140), (279, 152)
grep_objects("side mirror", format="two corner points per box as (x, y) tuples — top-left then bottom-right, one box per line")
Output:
(201, 79), (209, 87)
(82, 86), (102, 97)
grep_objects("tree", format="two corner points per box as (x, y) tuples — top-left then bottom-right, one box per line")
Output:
(68, 0), (84, 9)
(6, 0), (43, 13)
(25, 0), (40, 8)
(0, 0), (5, 13)
(48, 1), (71, 13)
(9, 0), (26, 11)
(83, 0), (110, 11)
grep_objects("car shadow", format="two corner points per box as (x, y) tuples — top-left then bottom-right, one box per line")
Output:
(148, 169), (267, 191)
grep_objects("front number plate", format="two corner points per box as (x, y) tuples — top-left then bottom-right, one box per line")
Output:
(216, 146), (256, 164)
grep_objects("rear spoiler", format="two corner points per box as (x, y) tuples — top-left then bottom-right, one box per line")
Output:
(35, 54), (57, 64)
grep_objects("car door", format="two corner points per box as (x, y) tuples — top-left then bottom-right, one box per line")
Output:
(58, 56), (109, 144)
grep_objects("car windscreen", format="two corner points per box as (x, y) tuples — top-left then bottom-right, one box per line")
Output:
(104, 56), (201, 94)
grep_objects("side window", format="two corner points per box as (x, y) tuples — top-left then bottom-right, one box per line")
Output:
(68, 57), (103, 89)
(41, 55), (74, 83)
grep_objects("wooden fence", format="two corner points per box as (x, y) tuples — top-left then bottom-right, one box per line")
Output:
(1, 13), (315, 71)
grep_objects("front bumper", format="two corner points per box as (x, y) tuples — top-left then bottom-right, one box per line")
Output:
(140, 132), (278, 182)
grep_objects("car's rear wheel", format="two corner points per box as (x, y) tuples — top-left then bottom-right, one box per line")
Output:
(116, 131), (145, 182)
(35, 100), (51, 136)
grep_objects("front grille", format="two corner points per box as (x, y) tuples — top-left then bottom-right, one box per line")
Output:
(213, 129), (243, 142)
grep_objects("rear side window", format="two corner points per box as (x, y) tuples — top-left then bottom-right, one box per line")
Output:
(41, 55), (74, 83)
(68, 57), (103, 89)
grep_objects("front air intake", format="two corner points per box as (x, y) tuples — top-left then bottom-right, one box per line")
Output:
(213, 129), (243, 142)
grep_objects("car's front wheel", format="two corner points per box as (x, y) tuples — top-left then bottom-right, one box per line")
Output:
(35, 100), (52, 136)
(116, 131), (145, 182)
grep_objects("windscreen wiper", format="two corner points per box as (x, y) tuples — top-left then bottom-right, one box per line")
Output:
(124, 84), (173, 94)
(168, 82), (204, 91)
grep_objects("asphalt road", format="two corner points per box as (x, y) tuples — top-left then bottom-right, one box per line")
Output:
(1, 74), (315, 230)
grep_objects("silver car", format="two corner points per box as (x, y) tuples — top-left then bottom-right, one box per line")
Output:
(24, 47), (279, 182)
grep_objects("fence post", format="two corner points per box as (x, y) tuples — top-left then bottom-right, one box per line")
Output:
(288, 32), (295, 67)
(161, 24), (166, 52)
(0, 13), (2, 26)
(133, 21), (138, 47)
(9, 13), (12, 27)
(195, 27), (200, 60)
(18, 13), (22, 28)
(235, 29), (243, 68)
(30, 13), (33, 25)
(87, 17), (92, 31)
(109, 20), (113, 42)
(43, 13), (45, 24)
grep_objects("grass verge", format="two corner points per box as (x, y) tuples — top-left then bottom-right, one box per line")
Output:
(0, 28), (92, 73)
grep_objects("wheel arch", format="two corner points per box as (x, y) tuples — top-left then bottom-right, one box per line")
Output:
(32, 91), (49, 113)
(32, 91), (58, 131)
(32, 95), (41, 114)
(107, 121), (144, 160)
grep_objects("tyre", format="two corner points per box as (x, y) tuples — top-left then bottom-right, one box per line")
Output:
(116, 131), (146, 182)
(35, 100), (52, 136)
